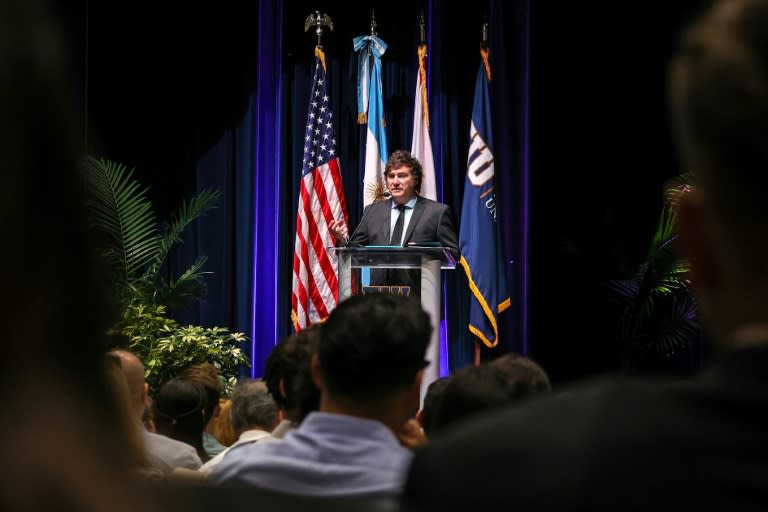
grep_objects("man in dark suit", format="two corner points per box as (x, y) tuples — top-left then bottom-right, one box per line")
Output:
(402, 0), (768, 509)
(330, 150), (458, 295)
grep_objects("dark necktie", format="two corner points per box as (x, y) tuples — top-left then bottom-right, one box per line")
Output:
(389, 204), (407, 246)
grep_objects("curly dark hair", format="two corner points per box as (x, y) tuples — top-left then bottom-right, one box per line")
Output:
(384, 149), (423, 194)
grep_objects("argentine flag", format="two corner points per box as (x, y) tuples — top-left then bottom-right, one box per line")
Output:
(354, 34), (389, 207)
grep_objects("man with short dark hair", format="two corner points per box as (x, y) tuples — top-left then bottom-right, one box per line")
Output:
(214, 293), (431, 504)
(490, 352), (551, 399)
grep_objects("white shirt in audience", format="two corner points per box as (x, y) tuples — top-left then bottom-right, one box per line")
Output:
(142, 428), (202, 473)
(199, 429), (273, 473)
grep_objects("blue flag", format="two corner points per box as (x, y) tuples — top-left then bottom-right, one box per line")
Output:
(459, 50), (510, 348)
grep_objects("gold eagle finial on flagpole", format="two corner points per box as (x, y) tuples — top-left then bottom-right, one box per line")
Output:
(304, 11), (334, 47)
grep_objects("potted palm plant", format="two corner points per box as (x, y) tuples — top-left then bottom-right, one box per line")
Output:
(84, 156), (248, 391)
(609, 174), (701, 371)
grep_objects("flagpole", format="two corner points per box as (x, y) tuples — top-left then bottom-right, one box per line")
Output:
(370, 8), (377, 36)
(476, 20), (489, 367)
(419, 10), (426, 44)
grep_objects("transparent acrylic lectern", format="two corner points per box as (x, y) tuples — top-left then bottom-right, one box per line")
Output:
(330, 246), (456, 401)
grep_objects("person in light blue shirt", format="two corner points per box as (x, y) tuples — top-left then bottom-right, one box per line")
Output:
(213, 293), (432, 504)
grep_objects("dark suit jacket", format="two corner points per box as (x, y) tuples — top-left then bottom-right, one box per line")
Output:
(349, 196), (459, 252)
(403, 346), (768, 511)
(348, 196), (459, 295)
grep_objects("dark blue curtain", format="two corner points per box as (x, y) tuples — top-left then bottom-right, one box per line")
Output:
(178, 0), (285, 378)
(490, 0), (531, 358)
(83, 1), (273, 375)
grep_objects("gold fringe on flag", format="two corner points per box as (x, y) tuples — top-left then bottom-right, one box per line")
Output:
(480, 46), (491, 81)
(417, 43), (430, 129)
(315, 46), (327, 72)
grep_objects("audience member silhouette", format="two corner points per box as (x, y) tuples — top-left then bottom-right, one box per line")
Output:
(154, 378), (209, 463)
(490, 353), (551, 399)
(0, 2), (162, 510)
(102, 353), (151, 471)
(263, 326), (321, 437)
(179, 363), (226, 457)
(200, 379), (278, 473)
(110, 349), (202, 472)
(416, 376), (451, 437)
(403, 1), (768, 509)
(426, 357), (550, 435)
(427, 364), (511, 434)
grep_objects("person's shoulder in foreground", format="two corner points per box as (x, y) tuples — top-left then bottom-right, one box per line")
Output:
(403, 349), (768, 511)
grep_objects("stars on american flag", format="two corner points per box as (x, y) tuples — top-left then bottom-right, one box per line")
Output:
(302, 73), (336, 174)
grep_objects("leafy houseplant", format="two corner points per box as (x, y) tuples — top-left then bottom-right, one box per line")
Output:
(122, 304), (246, 392)
(84, 157), (249, 391)
(609, 174), (700, 370)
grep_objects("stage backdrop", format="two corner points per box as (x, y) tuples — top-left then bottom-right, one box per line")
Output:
(80, 0), (530, 376)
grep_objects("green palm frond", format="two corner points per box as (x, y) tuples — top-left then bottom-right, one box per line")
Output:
(649, 204), (678, 256)
(84, 157), (221, 310)
(155, 256), (211, 310)
(610, 173), (699, 362)
(648, 294), (699, 354)
(85, 157), (244, 388)
(622, 198), (692, 319)
(84, 156), (159, 283)
(145, 188), (222, 280)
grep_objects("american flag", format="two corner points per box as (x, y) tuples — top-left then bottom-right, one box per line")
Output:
(291, 48), (349, 331)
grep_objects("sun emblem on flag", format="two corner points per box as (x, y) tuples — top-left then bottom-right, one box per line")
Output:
(366, 180), (389, 204)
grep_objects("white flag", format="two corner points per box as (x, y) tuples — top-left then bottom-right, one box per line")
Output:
(411, 43), (436, 201)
